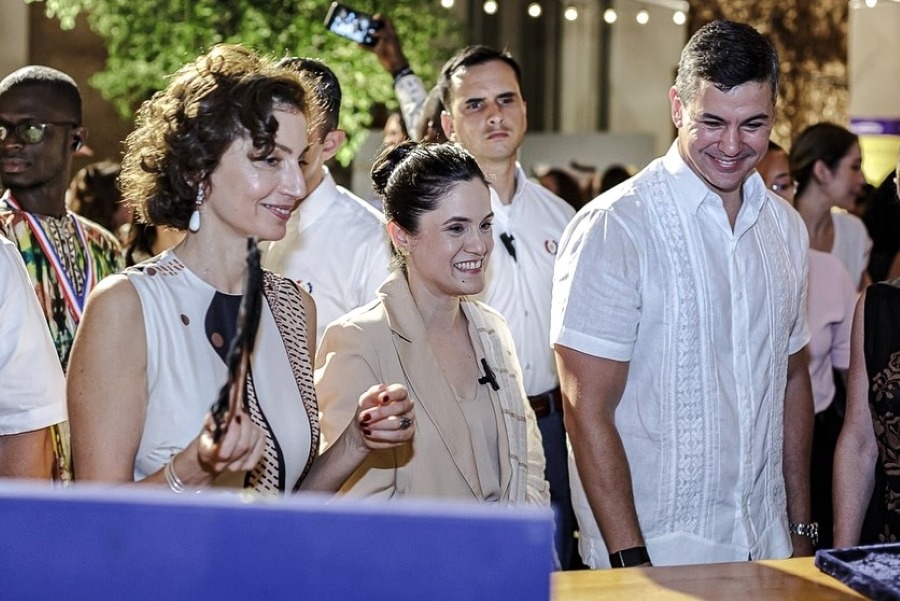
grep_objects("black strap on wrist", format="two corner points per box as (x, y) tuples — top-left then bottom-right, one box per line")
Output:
(608, 546), (651, 568)
(391, 65), (413, 84)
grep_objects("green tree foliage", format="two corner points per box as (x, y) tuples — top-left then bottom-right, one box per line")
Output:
(29, 0), (463, 163)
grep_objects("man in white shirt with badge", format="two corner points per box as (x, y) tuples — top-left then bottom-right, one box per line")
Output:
(438, 45), (578, 567)
(551, 20), (815, 569)
(264, 58), (391, 345)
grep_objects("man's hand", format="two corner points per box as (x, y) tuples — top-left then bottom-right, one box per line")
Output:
(366, 15), (409, 74)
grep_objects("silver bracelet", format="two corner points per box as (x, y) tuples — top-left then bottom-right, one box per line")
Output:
(164, 458), (188, 493)
(164, 456), (206, 494)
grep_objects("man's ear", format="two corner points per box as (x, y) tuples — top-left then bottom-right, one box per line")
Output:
(440, 110), (457, 142)
(320, 130), (346, 162)
(71, 126), (88, 153)
(669, 87), (683, 129)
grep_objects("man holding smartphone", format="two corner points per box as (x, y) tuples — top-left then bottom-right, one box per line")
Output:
(364, 16), (428, 141)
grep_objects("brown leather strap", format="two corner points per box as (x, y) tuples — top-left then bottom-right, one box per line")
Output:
(527, 386), (563, 419)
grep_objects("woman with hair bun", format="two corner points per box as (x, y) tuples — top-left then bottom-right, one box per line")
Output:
(316, 141), (550, 506)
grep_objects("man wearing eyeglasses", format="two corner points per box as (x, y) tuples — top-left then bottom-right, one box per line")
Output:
(0, 66), (124, 482)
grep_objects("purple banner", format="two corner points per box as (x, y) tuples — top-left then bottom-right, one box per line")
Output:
(850, 118), (900, 136)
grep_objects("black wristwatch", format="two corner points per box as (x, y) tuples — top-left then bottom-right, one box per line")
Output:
(608, 546), (651, 568)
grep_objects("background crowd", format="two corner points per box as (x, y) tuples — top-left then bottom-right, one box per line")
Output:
(1, 15), (899, 573)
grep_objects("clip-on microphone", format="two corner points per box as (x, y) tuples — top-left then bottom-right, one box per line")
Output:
(477, 358), (500, 391)
(499, 232), (517, 261)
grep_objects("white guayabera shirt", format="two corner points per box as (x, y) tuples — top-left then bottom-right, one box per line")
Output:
(551, 143), (810, 568)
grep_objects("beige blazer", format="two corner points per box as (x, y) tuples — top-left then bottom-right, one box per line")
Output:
(315, 270), (549, 505)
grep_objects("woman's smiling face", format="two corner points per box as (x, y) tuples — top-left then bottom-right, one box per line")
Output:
(403, 178), (494, 300)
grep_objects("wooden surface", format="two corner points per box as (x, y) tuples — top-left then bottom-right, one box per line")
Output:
(552, 557), (866, 600)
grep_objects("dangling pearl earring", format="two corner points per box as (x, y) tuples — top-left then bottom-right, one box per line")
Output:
(188, 186), (204, 233)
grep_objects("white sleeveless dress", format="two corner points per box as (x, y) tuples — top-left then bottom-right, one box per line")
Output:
(126, 251), (318, 493)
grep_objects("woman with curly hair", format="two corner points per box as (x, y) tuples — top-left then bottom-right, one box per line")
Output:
(67, 45), (414, 494)
(834, 149), (900, 546)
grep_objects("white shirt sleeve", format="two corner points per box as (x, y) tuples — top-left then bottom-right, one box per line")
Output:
(394, 73), (428, 141)
(0, 240), (67, 435)
(551, 207), (642, 362)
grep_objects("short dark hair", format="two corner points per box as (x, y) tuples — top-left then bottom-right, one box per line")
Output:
(415, 85), (447, 143)
(0, 65), (82, 122)
(438, 45), (523, 111)
(599, 164), (632, 194)
(371, 141), (488, 269)
(120, 44), (308, 229)
(278, 57), (340, 138)
(788, 122), (858, 197)
(675, 20), (779, 106)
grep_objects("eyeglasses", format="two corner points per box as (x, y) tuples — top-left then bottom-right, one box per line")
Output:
(0, 121), (78, 145)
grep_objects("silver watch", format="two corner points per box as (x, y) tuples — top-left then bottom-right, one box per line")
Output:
(788, 522), (819, 547)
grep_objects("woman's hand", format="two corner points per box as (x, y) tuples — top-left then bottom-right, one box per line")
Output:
(195, 407), (265, 479)
(162, 407), (265, 493)
(354, 383), (415, 451)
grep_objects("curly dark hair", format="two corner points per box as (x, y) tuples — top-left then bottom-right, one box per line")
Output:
(120, 44), (308, 229)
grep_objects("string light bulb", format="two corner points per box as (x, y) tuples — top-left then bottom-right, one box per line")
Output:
(673, 10), (686, 24)
(636, 9), (650, 24)
(603, 8), (618, 23)
(564, 5), (578, 20)
(483, 0), (498, 15)
(527, 2), (542, 17)
(440, 0), (454, 8)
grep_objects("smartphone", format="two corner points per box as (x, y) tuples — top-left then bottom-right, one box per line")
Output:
(324, 2), (382, 47)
